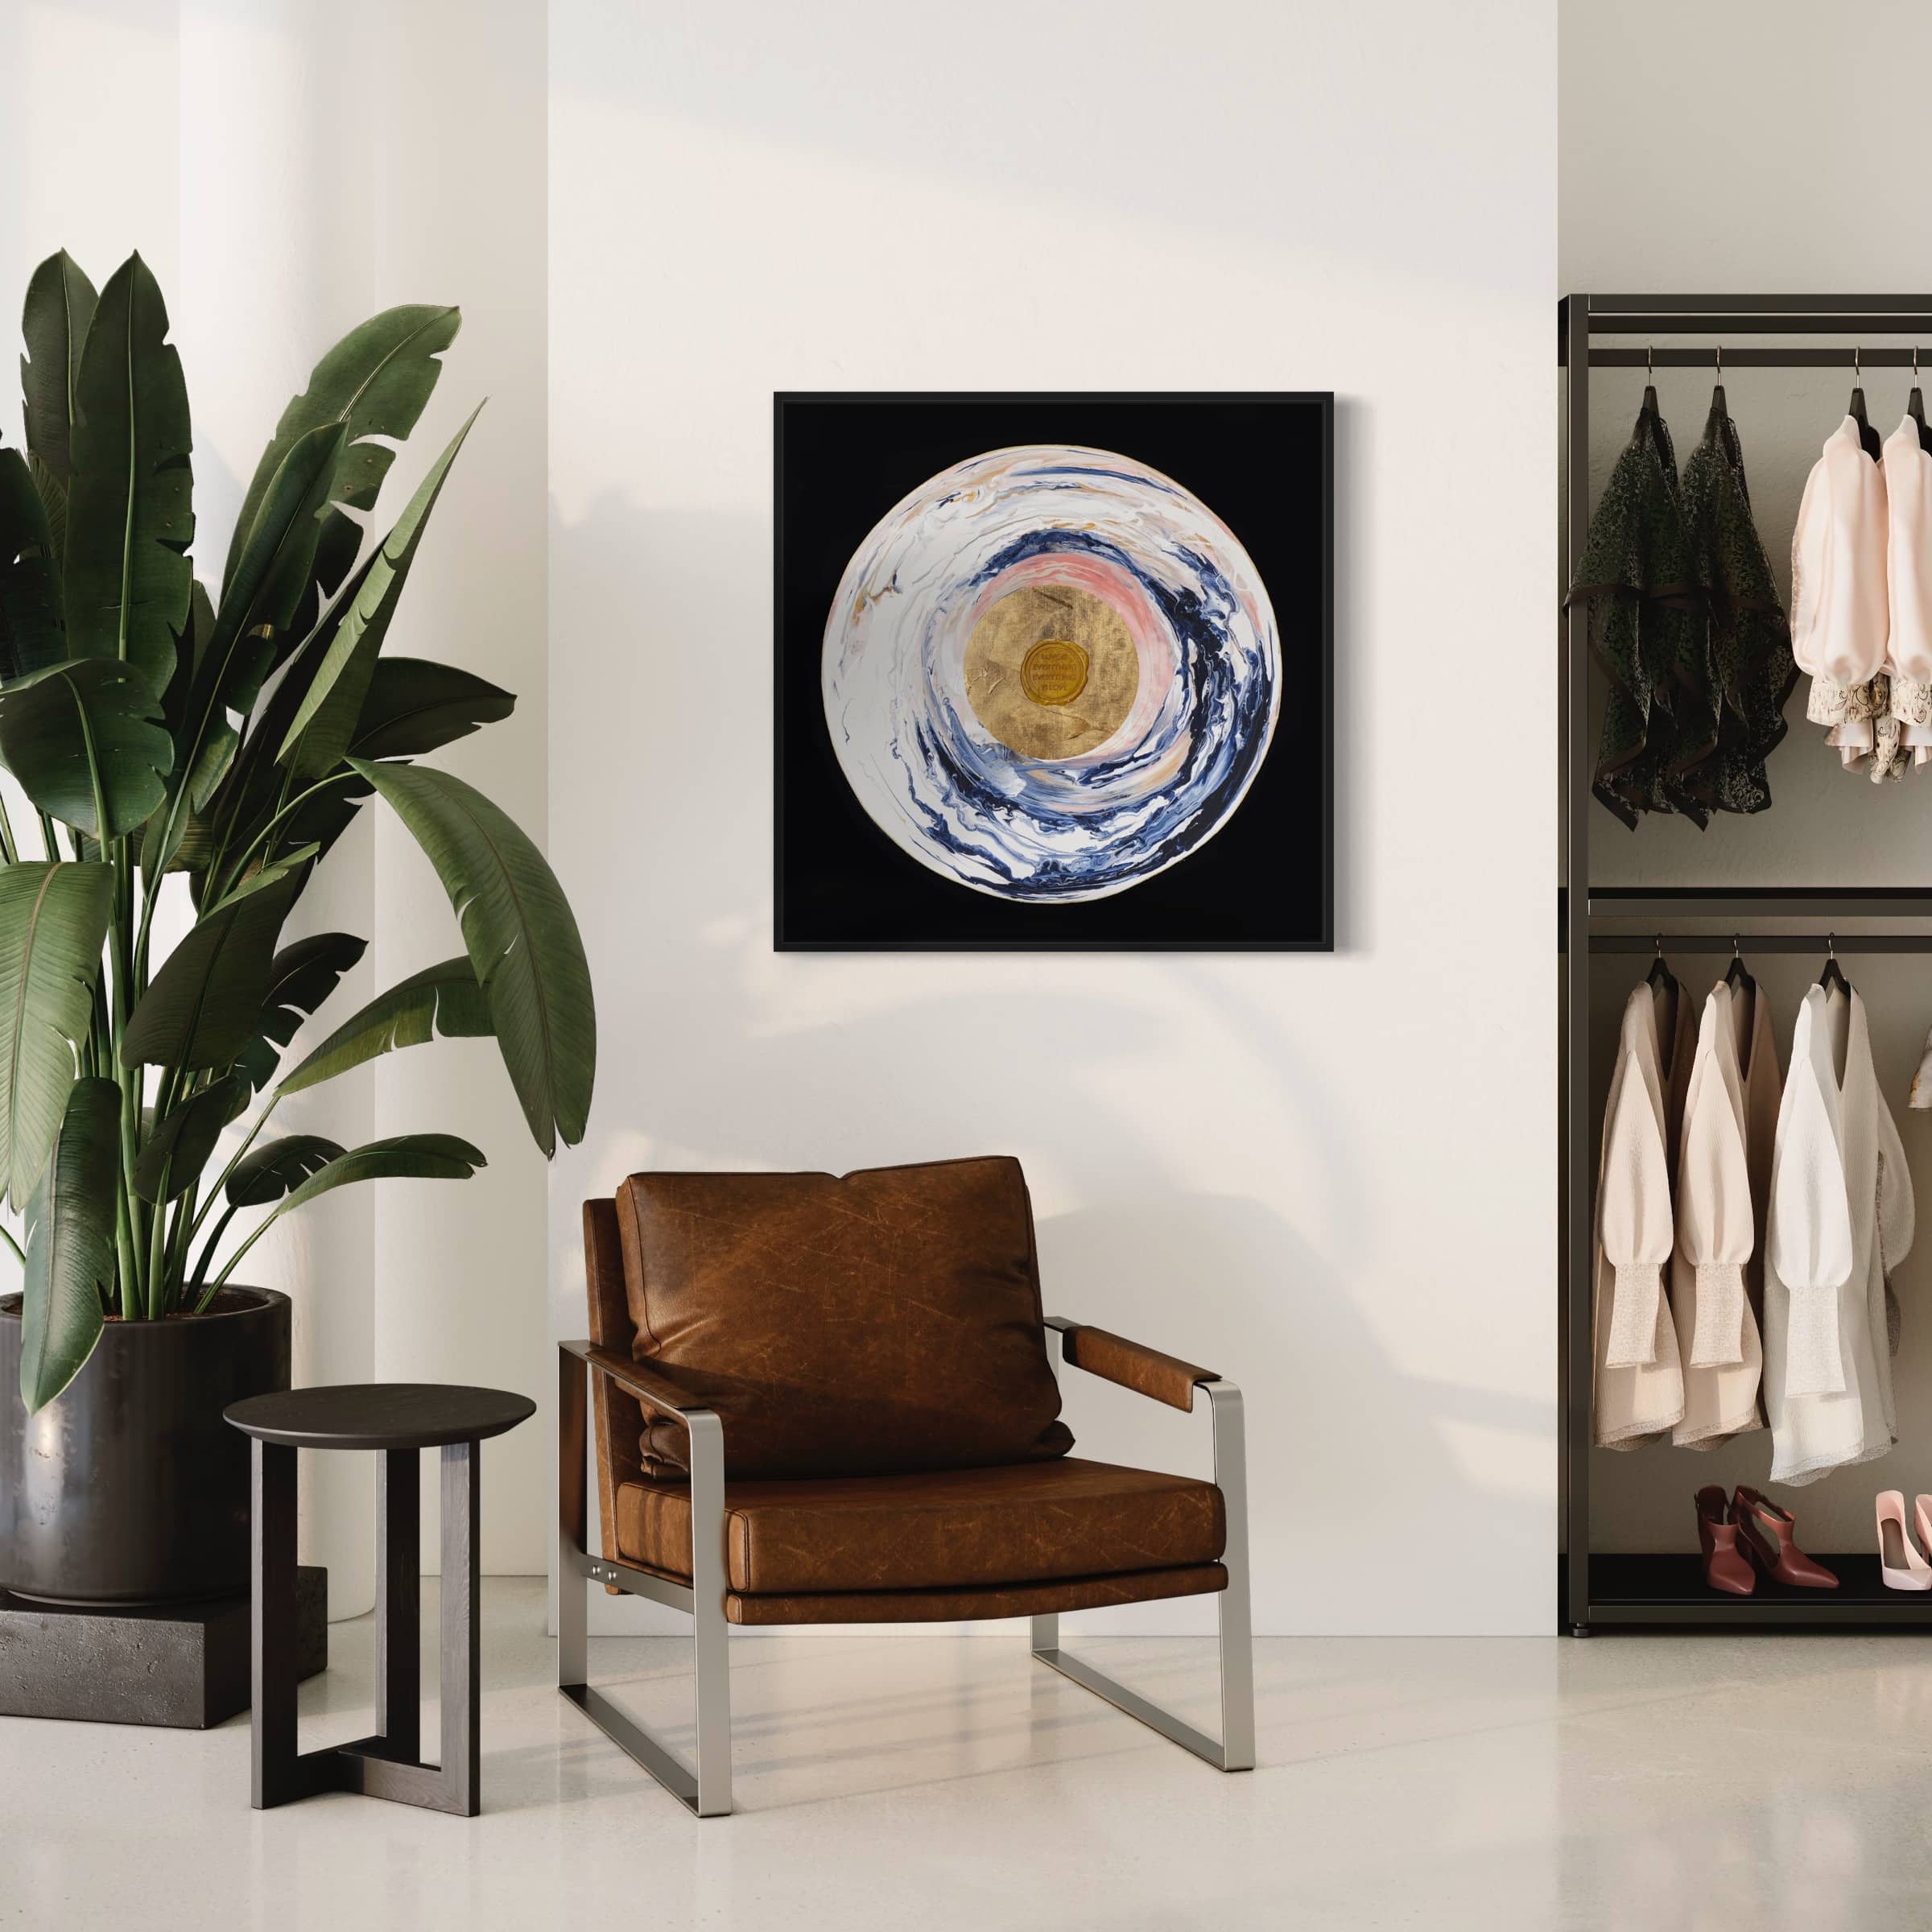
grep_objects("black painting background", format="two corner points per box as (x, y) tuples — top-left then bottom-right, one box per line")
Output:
(775, 394), (1331, 948)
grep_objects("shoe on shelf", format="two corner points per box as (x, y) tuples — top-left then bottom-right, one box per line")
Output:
(1877, 1492), (1932, 1591)
(1912, 1496), (1932, 1575)
(1695, 1485), (1755, 1596)
(1733, 1486), (1839, 1589)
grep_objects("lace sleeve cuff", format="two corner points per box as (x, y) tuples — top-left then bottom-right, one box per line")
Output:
(1604, 1261), (1665, 1368)
(1688, 1260), (1747, 1367)
(1783, 1282), (1847, 1397)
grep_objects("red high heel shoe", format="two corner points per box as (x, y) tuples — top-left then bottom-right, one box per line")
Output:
(1695, 1486), (1754, 1596)
(1732, 1487), (1838, 1588)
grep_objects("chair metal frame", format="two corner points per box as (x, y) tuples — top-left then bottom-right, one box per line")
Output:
(555, 1321), (1255, 1818)
(1031, 1316), (1256, 1773)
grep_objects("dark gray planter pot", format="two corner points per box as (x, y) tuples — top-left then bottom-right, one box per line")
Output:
(0, 1288), (291, 1605)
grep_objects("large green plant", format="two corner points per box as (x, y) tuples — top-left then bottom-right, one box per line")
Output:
(0, 251), (594, 1412)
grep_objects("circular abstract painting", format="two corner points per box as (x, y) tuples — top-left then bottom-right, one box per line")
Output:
(820, 445), (1281, 903)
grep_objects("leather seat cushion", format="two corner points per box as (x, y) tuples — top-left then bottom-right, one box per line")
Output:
(614, 1457), (1226, 1596)
(616, 1157), (1071, 1479)
(724, 1565), (1228, 1625)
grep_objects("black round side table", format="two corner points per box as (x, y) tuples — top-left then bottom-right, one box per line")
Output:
(225, 1384), (534, 1817)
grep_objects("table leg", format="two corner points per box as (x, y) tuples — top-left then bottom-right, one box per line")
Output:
(440, 1441), (481, 1816)
(377, 1447), (421, 1759)
(250, 1439), (299, 1809)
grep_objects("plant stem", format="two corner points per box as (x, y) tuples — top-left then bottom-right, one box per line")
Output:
(188, 1202), (239, 1299)
(113, 1187), (140, 1320)
(165, 1176), (197, 1293)
(202, 1204), (278, 1302)
(0, 791), (16, 865)
(144, 1160), (171, 1319)
(187, 1093), (277, 1244)
(212, 770), (353, 903)
(101, 826), (146, 1317)
(0, 1220), (23, 1269)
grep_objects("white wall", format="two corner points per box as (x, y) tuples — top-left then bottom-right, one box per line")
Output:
(1564, 1), (1932, 1552)
(2, 0), (551, 1603)
(548, 0), (1559, 1636)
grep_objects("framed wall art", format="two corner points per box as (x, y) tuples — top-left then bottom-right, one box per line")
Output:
(774, 392), (1332, 950)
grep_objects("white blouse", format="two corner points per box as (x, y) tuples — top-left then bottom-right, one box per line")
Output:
(1593, 980), (1693, 1448)
(1764, 985), (1915, 1485)
(1794, 418), (1890, 770)
(1885, 413), (1932, 762)
(1672, 980), (1776, 1448)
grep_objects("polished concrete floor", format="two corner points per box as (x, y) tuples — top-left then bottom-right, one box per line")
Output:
(7, 1578), (1932, 1928)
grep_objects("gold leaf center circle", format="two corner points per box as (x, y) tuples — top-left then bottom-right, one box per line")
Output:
(963, 585), (1138, 759)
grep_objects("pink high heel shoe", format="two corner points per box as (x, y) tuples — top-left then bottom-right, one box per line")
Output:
(1878, 1492), (1932, 1591)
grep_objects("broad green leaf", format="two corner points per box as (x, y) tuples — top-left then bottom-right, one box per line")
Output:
(131, 1072), (247, 1203)
(30, 452), (68, 572)
(218, 1134), (484, 1286)
(19, 251), (97, 487)
(348, 657), (514, 762)
(225, 1133), (345, 1208)
(278, 955), (489, 1096)
(157, 577), (215, 750)
(18, 1076), (118, 1413)
(63, 254), (193, 693)
(234, 931), (366, 1091)
(280, 408), (480, 780)
(223, 304), (460, 632)
(0, 863), (114, 1208)
(121, 868), (298, 1071)
(262, 1132), (484, 1219)
(349, 760), (594, 1156)
(0, 440), (64, 677)
(149, 424), (345, 877)
(0, 658), (172, 839)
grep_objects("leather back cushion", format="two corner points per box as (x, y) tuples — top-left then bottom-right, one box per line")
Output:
(616, 1156), (1072, 1478)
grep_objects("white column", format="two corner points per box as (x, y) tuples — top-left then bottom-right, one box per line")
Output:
(178, 0), (385, 1617)
(364, 0), (551, 1580)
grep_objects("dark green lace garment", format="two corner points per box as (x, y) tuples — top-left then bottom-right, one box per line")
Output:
(1567, 393), (1712, 828)
(1678, 388), (1797, 815)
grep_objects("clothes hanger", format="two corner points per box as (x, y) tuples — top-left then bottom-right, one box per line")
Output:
(1724, 933), (1754, 995)
(1910, 347), (1931, 453)
(1849, 346), (1883, 460)
(1818, 932), (1852, 997)
(1647, 933), (1678, 996)
(1641, 345), (1662, 421)
(1711, 342), (1728, 419)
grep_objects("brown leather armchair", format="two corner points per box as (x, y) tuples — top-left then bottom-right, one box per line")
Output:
(557, 1157), (1253, 1816)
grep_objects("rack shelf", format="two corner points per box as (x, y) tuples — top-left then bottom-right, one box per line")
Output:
(1579, 1556), (1932, 1629)
(1557, 295), (1932, 1639)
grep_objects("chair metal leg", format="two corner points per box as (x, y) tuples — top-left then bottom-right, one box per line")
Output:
(556, 1351), (733, 1817)
(1030, 1377), (1255, 1773)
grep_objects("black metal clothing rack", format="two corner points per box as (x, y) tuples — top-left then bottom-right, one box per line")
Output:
(1561, 295), (1932, 1633)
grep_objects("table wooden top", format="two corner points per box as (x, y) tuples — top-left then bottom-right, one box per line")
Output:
(224, 1384), (535, 1451)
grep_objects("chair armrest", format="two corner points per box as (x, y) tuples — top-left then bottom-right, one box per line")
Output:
(559, 1338), (712, 1435)
(1043, 1316), (1220, 1412)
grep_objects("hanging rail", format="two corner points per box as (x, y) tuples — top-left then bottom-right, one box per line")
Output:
(1595, 934), (1932, 954)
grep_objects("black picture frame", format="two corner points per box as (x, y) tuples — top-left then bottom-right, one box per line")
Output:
(774, 391), (1333, 952)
